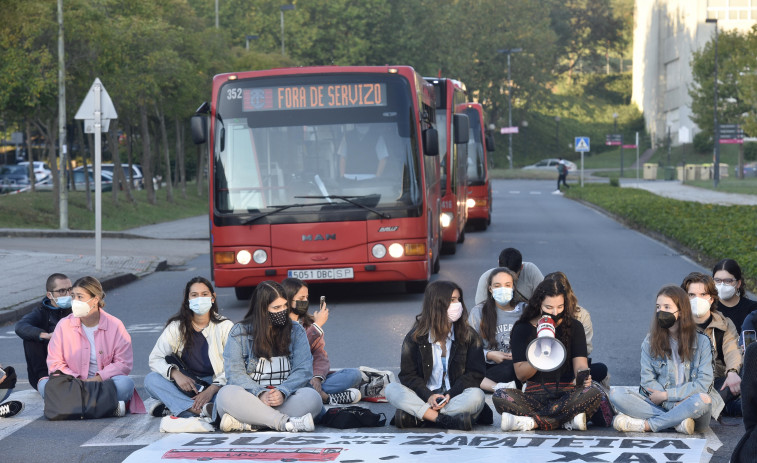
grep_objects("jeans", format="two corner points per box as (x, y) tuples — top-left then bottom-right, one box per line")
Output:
(609, 387), (711, 432)
(385, 382), (485, 420)
(215, 384), (322, 431)
(38, 375), (135, 403)
(321, 368), (363, 394)
(144, 371), (216, 418)
(0, 388), (11, 403)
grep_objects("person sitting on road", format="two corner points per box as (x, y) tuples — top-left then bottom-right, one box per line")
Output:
(0, 363), (23, 418)
(214, 281), (321, 432)
(467, 268), (524, 393)
(494, 278), (602, 432)
(387, 280), (486, 431)
(15, 273), (73, 390)
(610, 285), (717, 435)
(712, 258), (757, 336)
(281, 278), (362, 406)
(731, 343), (757, 463)
(474, 247), (544, 306)
(39, 276), (145, 416)
(144, 277), (233, 419)
(682, 272), (741, 417)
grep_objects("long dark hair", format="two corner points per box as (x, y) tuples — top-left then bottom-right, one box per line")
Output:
(479, 268), (518, 346)
(518, 278), (574, 347)
(681, 272), (719, 313)
(412, 280), (473, 345)
(712, 258), (746, 298)
(281, 277), (315, 328)
(166, 277), (224, 353)
(241, 280), (291, 359)
(649, 285), (696, 361)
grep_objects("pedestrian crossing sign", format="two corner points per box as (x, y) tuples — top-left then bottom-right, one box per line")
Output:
(575, 137), (590, 152)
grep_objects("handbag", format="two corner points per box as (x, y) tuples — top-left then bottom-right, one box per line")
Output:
(165, 354), (211, 397)
(43, 370), (118, 420)
(320, 405), (386, 429)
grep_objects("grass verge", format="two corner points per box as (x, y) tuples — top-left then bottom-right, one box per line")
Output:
(0, 187), (209, 231)
(564, 184), (757, 291)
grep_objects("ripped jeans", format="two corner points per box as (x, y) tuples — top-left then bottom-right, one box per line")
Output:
(609, 387), (712, 432)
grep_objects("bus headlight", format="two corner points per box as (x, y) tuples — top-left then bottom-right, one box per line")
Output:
(253, 249), (268, 264)
(388, 243), (404, 258)
(440, 212), (453, 228)
(236, 250), (252, 265)
(466, 198), (476, 208)
(372, 244), (387, 258)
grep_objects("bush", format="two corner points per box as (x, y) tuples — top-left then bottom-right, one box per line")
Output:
(693, 131), (714, 153)
(609, 176), (620, 187)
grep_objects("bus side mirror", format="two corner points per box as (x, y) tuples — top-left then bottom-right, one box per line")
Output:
(485, 133), (495, 152)
(190, 115), (207, 145)
(423, 128), (439, 156)
(453, 114), (469, 144)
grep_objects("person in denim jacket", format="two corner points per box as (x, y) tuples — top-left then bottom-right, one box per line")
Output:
(214, 281), (321, 432)
(610, 285), (719, 435)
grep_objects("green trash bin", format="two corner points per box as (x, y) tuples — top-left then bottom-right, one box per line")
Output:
(664, 166), (676, 180)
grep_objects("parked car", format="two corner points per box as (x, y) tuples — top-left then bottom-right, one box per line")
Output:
(735, 161), (757, 178)
(36, 169), (113, 192)
(0, 164), (32, 193)
(18, 161), (52, 181)
(522, 158), (578, 171)
(75, 164), (150, 189)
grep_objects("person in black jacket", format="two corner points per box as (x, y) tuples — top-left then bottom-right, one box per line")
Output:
(731, 342), (757, 462)
(385, 280), (486, 431)
(14, 273), (73, 390)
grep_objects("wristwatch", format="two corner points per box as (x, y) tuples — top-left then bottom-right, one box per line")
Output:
(726, 368), (739, 375)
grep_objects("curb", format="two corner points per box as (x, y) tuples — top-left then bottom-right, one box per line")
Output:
(0, 229), (207, 241)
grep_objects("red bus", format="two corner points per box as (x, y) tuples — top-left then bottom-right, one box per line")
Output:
(460, 102), (495, 230)
(424, 77), (470, 254)
(191, 66), (442, 297)
(162, 447), (344, 461)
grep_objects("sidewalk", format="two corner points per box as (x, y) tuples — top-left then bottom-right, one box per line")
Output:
(620, 179), (757, 206)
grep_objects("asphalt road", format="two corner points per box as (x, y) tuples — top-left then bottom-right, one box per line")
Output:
(0, 179), (742, 462)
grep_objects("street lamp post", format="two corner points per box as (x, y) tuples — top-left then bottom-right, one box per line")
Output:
(497, 47), (522, 170)
(280, 4), (295, 56)
(706, 18), (720, 187)
(245, 34), (259, 51)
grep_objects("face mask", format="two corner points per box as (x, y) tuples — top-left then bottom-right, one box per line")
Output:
(189, 297), (213, 315)
(492, 287), (514, 305)
(293, 300), (309, 316)
(716, 283), (737, 300)
(269, 309), (289, 326)
(689, 297), (711, 318)
(54, 295), (72, 309)
(72, 299), (93, 318)
(656, 310), (677, 329)
(447, 302), (463, 322)
(542, 310), (564, 323)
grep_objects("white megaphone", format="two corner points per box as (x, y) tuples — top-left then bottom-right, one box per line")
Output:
(526, 315), (567, 372)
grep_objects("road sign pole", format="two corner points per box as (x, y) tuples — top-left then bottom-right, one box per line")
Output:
(94, 83), (102, 272)
(636, 132), (640, 184)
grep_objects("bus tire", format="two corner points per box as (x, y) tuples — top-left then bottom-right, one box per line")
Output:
(234, 286), (254, 301)
(406, 280), (428, 293)
(457, 228), (465, 244)
(441, 241), (456, 255)
(432, 255), (440, 274)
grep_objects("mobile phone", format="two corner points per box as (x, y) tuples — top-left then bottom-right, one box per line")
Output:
(744, 330), (756, 348)
(639, 386), (651, 398)
(320, 296), (326, 309)
(435, 396), (448, 406)
(575, 368), (590, 385)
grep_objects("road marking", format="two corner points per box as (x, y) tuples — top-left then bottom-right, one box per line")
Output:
(0, 390), (42, 441)
(126, 323), (164, 334)
(508, 190), (520, 194)
(529, 191), (542, 195)
(82, 412), (165, 447)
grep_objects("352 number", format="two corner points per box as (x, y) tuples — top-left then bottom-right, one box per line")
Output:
(226, 88), (243, 100)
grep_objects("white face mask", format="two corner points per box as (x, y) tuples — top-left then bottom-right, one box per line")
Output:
(491, 287), (514, 305)
(716, 283), (737, 300)
(447, 302), (463, 322)
(72, 298), (94, 318)
(689, 297), (711, 318)
(189, 297), (213, 315)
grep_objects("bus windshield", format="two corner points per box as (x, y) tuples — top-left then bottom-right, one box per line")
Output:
(464, 107), (486, 185)
(213, 74), (422, 222)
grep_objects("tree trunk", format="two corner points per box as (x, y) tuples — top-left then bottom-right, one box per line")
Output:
(155, 103), (174, 202)
(108, 121), (136, 204)
(140, 104), (156, 204)
(25, 120), (36, 192)
(125, 124), (135, 188)
(83, 134), (92, 212)
(176, 117), (186, 198)
(33, 117), (60, 212)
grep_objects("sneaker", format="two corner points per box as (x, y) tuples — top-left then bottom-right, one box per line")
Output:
(612, 413), (646, 433)
(285, 413), (315, 432)
(500, 412), (536, 431)
(328, 388), (362, 405)
(394, 409), (421, 429)
(220, 413), (256, 432)
(0, 400), (24, 418)
(113, 401), (126, 417)
(674, 417), (695, 435)
(149, 401), (169, 418)
(201, 402), (214, 418)
(493, 381), (516, 392)
(160, 415), (214, 433)
(562, 412), (587, 431)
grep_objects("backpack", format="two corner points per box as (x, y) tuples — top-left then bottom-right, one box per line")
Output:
(320, 405), (387, 429)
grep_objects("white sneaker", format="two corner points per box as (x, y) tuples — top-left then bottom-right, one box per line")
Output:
(160, 415), (214, 433)
(562, 412), (587, 431)
(328, 388), (362, 405)
(493, 381), (516, 392)
(500, 412), (536, 431)
(113, 401), (126, 417)
(674, 417), (695, 435)
(285, 413), (315, 432)
(612, 413), (646, 433)
(220, 413), (256, 432)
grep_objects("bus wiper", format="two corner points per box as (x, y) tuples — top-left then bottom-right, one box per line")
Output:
(243, 202), (332, 225)
(295, 195), (391, 219)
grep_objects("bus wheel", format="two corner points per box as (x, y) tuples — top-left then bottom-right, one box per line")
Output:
(441, 241), (457, 255)
(432, 255), (440, 274)
(406, 280), (428, 293)
(234, 286), (254, 301)
(457, 228), (465, 244)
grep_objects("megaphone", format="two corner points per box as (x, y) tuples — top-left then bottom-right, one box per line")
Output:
(526, 316), (567, 372)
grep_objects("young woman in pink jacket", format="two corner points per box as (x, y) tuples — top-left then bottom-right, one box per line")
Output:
(37, 276), (145, 415)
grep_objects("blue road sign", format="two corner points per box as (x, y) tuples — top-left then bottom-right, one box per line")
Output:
(575, 137), (590, 152)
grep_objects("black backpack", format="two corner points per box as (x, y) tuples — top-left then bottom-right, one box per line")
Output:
(320, 405), (387, 429)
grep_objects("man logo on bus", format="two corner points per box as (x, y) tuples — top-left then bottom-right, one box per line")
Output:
(302, 234), (336, 241)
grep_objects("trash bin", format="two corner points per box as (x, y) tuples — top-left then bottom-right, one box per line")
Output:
(676, 166), (684, 181)
(643, 163), (658, 180)
(700, 164), (712, 180)
(719, 163), (729, 178)
(664, 166), (676, 180)
(685, 164), (699, 181)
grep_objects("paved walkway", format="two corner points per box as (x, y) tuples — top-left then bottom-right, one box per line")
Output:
(621, 179), (757, 206)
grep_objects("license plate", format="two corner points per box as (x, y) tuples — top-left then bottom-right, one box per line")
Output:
(287, 268), (354, 280)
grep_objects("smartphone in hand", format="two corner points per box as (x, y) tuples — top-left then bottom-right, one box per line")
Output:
(320, 296), (326, 310)
(638, 386), (651, 398)
(435, 396), (448, 406)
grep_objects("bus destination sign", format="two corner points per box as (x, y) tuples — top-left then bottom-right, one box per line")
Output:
(242, 83), (387, 112)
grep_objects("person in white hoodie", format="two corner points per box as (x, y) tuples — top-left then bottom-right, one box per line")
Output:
(144, 277), (233, 418)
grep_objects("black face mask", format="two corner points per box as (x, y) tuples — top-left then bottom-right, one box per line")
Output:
(268, 309), (289, 326)
(656, 311), (677, 329)
(292, 300), (309, 316)
(542, 311), (565, 323)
